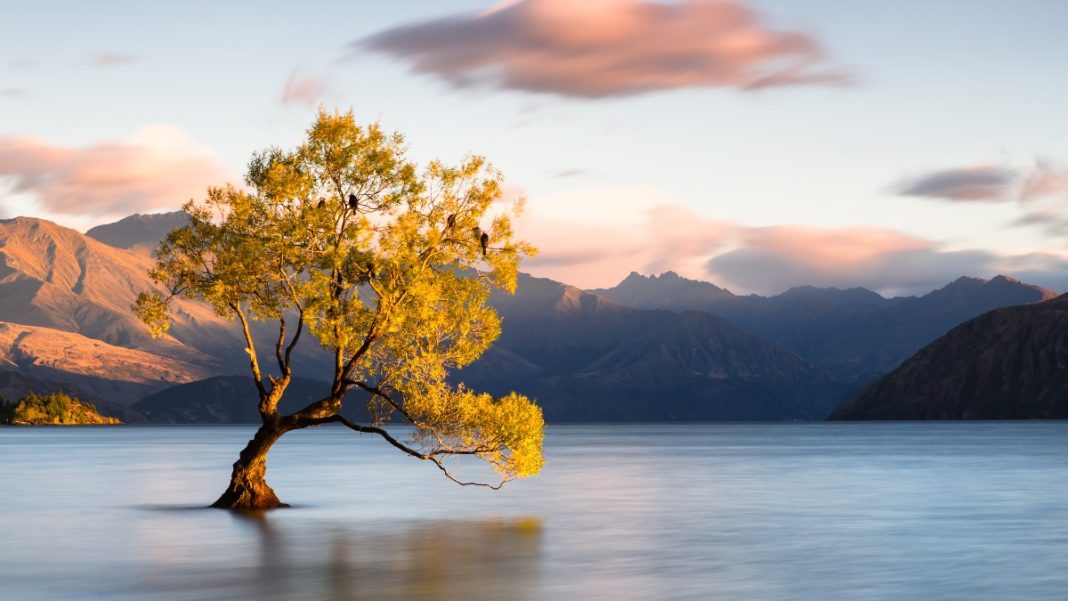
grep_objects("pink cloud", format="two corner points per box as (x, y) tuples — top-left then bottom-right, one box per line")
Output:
(281, 70), (330, 106)
(0, 125), (229, 219)
(514, 188), (1058, 295)
(704, 225), (994, 295)
(1019, 160), (1068, 202)
(515, 187), (734, 286)
(359, 0), (849, 98)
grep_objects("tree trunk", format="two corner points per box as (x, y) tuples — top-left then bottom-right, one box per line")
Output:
(211, 422), (289, 510)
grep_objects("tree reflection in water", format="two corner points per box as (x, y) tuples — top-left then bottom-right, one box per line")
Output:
(138, 512), (545, 601)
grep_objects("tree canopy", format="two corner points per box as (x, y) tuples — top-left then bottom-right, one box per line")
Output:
(136, 110), (543, 502)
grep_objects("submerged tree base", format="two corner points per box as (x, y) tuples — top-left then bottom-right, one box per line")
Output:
(210, 483), (289, 510)
(211, 425), (290, 510)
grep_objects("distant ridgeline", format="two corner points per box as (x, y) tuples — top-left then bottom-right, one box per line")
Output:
(0, 392), (122, 425)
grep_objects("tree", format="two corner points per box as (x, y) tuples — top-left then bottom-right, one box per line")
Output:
(135, 110), (544, 510)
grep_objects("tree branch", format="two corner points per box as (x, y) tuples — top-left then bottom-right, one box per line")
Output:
(274, 317), (287, 376)
(324, 414), (509, 489)
(232, 303), (268, 401)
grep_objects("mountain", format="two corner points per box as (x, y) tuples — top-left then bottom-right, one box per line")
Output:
(0, 216), (223, 357)
(457, 273), (846, 421)
(0, 216), (333, 396)
(132, 376), (371, 423)
(590, 271), (737, 312)
(85, 211), (188, 255)
(0, 321), (207, 403)
(831, 294), (1068, 419)
(20, 212), (1053, 423)
(592, 272), (1056, 383)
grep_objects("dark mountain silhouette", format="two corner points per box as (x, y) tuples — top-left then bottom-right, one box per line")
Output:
(592, 272), (1056, 383)
(832, 294), (1068, 419)
(457, 274), (846, 421)
(136, 274), (846, 422)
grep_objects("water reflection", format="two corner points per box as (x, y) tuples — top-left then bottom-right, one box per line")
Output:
(132, 512), (543, 601)
(6, 424), (1068, 600)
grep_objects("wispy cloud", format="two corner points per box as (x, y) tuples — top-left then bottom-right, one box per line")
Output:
(1, 87), (29, 98)
(0, 125), (229, 220)
(281, 69), (330, 106)
(897, 166), (1015, 202)
(357, 0), (849, 98)
(89, 52), (138, 68)
(516, 186), (1066, 295)
(896, 160), (1068, 204)
(1019, 160), (1068, 202)
(705, 225), (995, 296)
(896, 160), (1068, 241)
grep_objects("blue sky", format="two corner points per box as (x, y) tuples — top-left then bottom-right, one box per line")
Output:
(2, 0), (1067, 294)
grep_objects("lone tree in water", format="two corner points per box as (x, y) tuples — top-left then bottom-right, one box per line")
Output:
(135, 110), (544, 510)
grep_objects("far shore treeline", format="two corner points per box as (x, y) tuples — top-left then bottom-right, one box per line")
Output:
(0, 391), (122, 426)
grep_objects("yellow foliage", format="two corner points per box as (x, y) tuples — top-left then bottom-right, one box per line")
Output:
(134, 108), (543, 484)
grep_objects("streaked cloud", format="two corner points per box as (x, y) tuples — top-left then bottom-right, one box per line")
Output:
(281, 70), (329, 106)
(89, 52), (138, 67)
(896, 160), (1068, 204)
(1019, 160), (1068, 202)
(0, 125), (229, 220)
(897, 166), (1015, 202)
(705, 226), (995, 296)
(516, 186), (1064, 295)
(1, 87), (29, 98)
(358, 0), (849, 98)
(897, 160), (1068, 243)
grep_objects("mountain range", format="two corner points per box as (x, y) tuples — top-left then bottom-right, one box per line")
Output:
(460, 274), (844, 420)
(0, 212), (1059, 422)
(592, 271), (1056, 383)
(832, 294), (1068, 419)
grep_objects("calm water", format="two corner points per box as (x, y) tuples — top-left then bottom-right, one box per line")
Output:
(2, 423), (1068, 601)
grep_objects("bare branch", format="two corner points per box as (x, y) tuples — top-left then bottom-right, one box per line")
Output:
(427, 455), (511, 490)
(232, 303), (268, 401)
(325, 414), (510, 489)
(284, 314), (304, 374)
(274, 317), (287, 375)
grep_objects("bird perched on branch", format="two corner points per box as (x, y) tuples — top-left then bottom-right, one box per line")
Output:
(348, 193), (358, 211)
(446, 214), (456, 229)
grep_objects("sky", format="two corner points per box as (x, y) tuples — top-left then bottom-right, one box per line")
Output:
(2, 0), (1068, 296)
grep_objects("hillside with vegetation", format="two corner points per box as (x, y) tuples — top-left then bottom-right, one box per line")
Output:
(0, 391), (122, 425)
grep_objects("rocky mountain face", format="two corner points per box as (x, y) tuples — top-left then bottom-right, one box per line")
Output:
(593, 271), (1056, 383)
(0, 216), (332, 401)
(0, 321), (207, 403)
(832, 295), (1068, 419)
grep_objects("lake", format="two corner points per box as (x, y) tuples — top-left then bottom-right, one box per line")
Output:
(2, 423), (1067, 600)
